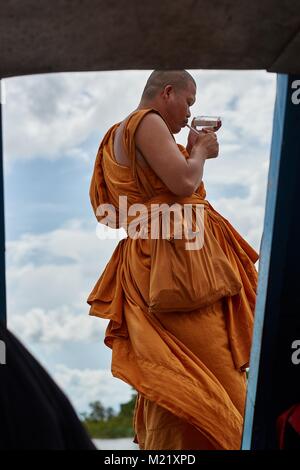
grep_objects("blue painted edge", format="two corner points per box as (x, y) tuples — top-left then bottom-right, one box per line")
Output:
(241, 73), (300, 448)
(241, 74), (288, 448)
(0, 79), (7, 326)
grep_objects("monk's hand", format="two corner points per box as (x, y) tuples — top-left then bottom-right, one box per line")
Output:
(194, 128), (219, 159)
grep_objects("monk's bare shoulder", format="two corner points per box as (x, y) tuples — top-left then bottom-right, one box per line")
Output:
(135, 112), (173, 143)
(135, 112), (193, 196)
(114, 112), (149, 169)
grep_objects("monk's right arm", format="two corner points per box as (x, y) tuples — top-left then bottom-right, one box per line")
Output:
(135, 113), (210, 197)
(185, 147), (206, 192)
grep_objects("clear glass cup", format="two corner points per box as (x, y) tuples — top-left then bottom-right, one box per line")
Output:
(193, 115), (221, 131)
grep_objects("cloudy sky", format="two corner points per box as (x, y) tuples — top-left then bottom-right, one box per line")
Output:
(2, 69), (276, 416)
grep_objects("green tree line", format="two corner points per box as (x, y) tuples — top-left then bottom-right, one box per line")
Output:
(81, 392), (137, 439)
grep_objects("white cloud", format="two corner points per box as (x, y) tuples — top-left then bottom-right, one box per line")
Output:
(3, 69), (275, 169)
(3, 70), (275, 256)
(9, 305), (105, 347)
(211, 195), (265, 250)
(53, 365), (134, 414)
(2, 71), (150, 171)
(5, 216), (134, 414)
(6, 218), (123, 313)
(175, 69), (276, 253)
(205, 161), (270, 251)
(185, 69), (276, 147)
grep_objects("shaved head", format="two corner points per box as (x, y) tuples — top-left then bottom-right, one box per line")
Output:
(137, 69), (197, 134)
(141, 70), (196, 101)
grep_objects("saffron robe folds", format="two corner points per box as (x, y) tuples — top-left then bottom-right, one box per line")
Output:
(87, 108), (259, 450)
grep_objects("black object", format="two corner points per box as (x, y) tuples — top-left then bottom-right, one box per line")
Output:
(0, 325), (96, 450)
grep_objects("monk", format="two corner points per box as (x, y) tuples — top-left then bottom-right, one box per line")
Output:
(87, 70), (259, 450)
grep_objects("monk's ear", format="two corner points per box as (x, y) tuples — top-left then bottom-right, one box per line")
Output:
(162, 84), (173, 101)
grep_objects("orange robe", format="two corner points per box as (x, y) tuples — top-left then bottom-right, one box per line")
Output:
(87, 108), (259, 450)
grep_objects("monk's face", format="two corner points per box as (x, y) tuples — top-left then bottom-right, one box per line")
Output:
(162, 80), (196, 134)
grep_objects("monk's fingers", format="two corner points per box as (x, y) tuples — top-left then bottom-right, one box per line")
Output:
(203, 127), (216, 131)
(202, 128), (217, 139)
